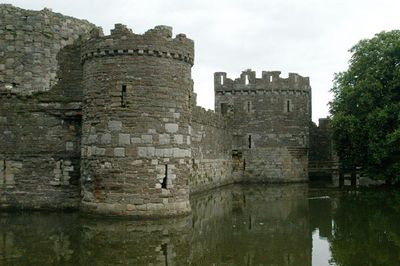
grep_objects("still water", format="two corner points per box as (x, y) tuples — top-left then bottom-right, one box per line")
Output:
(1, 183), (400, 265)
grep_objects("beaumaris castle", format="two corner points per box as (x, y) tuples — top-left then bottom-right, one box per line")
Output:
(0, 5), (330, 217)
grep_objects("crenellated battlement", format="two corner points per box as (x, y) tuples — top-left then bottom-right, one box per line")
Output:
(81, 24), (194, 65)
(214, 69), (311, 93)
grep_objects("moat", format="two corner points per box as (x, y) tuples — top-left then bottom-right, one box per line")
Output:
(1, 182), (400, 265)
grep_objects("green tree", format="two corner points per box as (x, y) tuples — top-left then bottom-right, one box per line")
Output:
(330, 30), (400, 181)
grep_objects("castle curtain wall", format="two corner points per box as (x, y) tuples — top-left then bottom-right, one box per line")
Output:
(0, 5), (94, 209)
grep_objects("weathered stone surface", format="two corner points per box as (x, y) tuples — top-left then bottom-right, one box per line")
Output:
(165, 123), (179, 133)
(114, 148), (125, 157)
(214, 70), (311, 182)
(0, 5), (312, 217)
(108, 121), (122, 131)
(118, 133), (131, 146)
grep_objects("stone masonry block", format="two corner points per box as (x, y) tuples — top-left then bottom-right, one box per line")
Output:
(159, 134), (170, 145)
(66, 142), (74, 151)
(114, 147), (125, 157)
(131, 137), (142, 144)
(101, 133), (112, 144)
(95, 147), (106, 156)
(141, 135), (153, 143)
(174, 134), (183, 144)
(138, 147), (155, 158)
(165, 123), (178, 133)
(108, 121), (122, 131)
(118, 134), (131, 145)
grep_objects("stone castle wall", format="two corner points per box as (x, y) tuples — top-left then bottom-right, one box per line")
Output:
(215, 70), (311, 182)
(190, 106), (234, 192)
(80, 24), (194, 217)
(0, 5), (312, 217)
(0, 4), (94, 94)
(309, 118), (339, 178)
(0, 4), (95, 209)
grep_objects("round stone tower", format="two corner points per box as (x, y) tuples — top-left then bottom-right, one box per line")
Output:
(80, 24), (194, 217)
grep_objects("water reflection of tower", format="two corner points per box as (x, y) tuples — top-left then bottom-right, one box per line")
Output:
(232, 185), (312, 265)
(309, 197), (333, 238)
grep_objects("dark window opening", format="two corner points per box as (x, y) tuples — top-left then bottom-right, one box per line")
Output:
(161, 243), (168, 266)
(2, 160), (6, 184)
(192, 159), (197, 170)
(243, 159), (246, 171)
(248, 135), (252, 149)
(161, 164), (168, 189)
(221, 103), (228, 115)
(121, 85), (127, 107)
(286, 100), (291, 112)
(247, 101), (251, 112)
(249, 215), (252, 230)
(188, 94), (191, 109)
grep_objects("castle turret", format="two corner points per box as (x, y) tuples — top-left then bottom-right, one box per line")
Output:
(215, 69), (311, 182)
(80, 24), (194, 217)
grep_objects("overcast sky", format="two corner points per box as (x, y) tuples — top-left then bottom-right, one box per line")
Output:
(4, 0), (400, 122)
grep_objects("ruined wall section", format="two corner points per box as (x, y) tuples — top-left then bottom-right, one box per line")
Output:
(81, 24), (194, 217)
(190, 106), (233, 193)
(215, 70), (311, 182)
(0, 5), (95, 209)
(0, 4), (94, 94)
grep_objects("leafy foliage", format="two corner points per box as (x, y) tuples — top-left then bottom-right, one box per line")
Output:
(330, 30), (400, 181)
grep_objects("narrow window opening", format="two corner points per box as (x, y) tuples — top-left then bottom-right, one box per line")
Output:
(188, 93), (191, 109)
(243, 159), (246, 171)
(269, 76), (273, 82)
(121, 85), (127, 107)
(221, 103), (228, 115)
(249, 215), (252, 230)
(220, 75), (224, 85)
(1, 160), (6, 185)
(161, 164), (168, 189)
(161, 243), (168, 266)
(245, 75), (249, 85)
(286, 100), (290, 112)
(248, 135), (252, 149)
(247, 101), (251, 113)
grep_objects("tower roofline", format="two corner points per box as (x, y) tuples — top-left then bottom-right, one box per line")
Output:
(81, 24), (194, 65)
